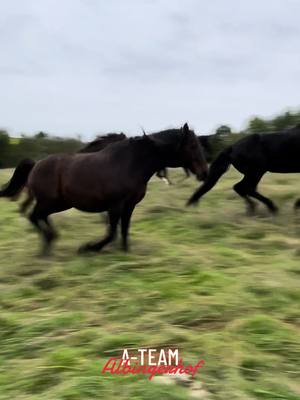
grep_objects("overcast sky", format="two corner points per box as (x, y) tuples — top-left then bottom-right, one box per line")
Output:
(0, 0), (299, 139)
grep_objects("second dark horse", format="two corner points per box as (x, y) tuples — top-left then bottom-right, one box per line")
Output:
(0, 124), (208, 255)
(188, 124), (300, 214)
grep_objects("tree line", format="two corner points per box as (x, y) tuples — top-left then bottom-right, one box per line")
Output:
(1, 110), (300, 168)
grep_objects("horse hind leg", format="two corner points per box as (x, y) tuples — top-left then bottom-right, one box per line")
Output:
(247, 172), (278, 214)
(233, 177), (257, 215)
(28, 202), (64, 256)
(249, 190), (278, 214)
(234, 173), (278, 215)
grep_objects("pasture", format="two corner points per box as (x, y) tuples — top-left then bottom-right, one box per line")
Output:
(0, 167), (300, 400)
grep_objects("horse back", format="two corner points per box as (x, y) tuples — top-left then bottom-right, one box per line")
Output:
(231, 131), (300, 173)
(261, 131), (300, 172)
(231, 134), (265, 173)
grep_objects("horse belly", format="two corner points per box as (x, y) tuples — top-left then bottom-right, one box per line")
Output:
(62, 172), (134, 212)
(266, 138), (300, 173)
(268, 158), (300, 173)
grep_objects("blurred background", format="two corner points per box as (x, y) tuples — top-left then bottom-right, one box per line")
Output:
(1, 1), (300, 399)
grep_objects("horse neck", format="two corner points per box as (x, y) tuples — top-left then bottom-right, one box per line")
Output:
(130, 141), (167, 181)
(151, 130), (182, 167)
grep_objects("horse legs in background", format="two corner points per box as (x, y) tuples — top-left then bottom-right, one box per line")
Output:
(233, 172), (278, 214)
(180, 167), (190, 182)
(156, 168), (191, 185)
(294, 198), (300, 210)
(184, 167), (190, 178)
(156, 168), (171, 185)
(78, 207), (121, 253)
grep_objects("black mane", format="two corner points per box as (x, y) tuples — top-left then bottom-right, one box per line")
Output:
(79, 132), (126, 153)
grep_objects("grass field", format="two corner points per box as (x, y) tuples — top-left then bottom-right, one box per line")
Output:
(0, 167), (300, 400)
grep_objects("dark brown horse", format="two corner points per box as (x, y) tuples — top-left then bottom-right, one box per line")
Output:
(19, 129), (209, 213)
(0, 124), (208, 255)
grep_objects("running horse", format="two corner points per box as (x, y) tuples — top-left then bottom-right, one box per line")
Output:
(0, 124), (208, 255)
(187, 124), (300, 214)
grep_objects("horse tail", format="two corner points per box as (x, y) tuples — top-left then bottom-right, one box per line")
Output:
(0, 159), (35, 198)
(187, 147), (232, 205)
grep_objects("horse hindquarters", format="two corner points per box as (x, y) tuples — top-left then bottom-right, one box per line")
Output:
(26, 156), (71, 255)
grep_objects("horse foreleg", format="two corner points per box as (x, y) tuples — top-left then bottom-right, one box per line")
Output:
(78, 207), (120, 253)
(121, 204), (135, 251)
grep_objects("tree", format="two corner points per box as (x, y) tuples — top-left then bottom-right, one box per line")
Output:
(247, 117), (270, 134)
(35, 131), (48, 139)
(215, 125), (232, 136)
(271, 112), (297, 132)
(0, 129), (10, 168)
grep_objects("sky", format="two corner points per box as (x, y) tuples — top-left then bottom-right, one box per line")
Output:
(0, 0), (300, 139)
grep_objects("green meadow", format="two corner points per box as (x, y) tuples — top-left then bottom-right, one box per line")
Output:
(0, 168), (299, 400)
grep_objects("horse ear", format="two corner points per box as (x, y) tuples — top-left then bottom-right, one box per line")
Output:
(183, 123), (189, 133)
(183, 123), (191, 139)
(142, 131), (155, 144)
(179, 123), (191, 147)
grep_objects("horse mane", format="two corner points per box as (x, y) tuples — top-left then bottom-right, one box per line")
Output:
(79, 126), (205, 155)
(150, 128), (185, 146)
(79, 132), (127, 153)
(97, 133), (126, 140)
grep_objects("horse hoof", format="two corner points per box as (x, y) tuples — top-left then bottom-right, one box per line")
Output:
(246, 209), (256, 217)
(122, 245), (130, 252)
(294, 200), (300, 210)
(186, 199), (198, 207)
(38, 248), (51, 258)
(77, 244), (91, 254)
(78, 243), (99, 254)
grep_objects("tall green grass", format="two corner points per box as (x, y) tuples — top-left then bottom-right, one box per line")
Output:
(0, 168), (299, 399)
